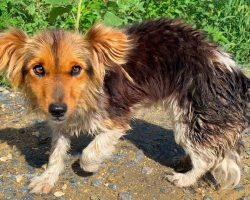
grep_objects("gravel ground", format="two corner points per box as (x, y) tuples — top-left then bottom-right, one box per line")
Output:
(0, 87), (250, 200)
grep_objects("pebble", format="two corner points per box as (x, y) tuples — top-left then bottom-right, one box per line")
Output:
(126, 160), (136, 167)
(238, 196), (249, 200)
(0, 153), (12, 162)
(82, 177), (90, 184)
(20, 194), (34, 200)
(108, 183), (117, 191)
(141, 166), (153, 175)
(112, 153), (126, 163)
(2, 89), (9, 94)
(19, 186), (29, 194)
(62, 184), (67, 190)
(118, 192), (133, 200)
(16, 175), (23, 183)
(160, 188), (166, 194)
(89, 195), (101, 200)
(108, 167), (117, 174)
(234, 183), (244, 191)
(203, 195), (213, 200)
(54, 191), (65, 197)
(135, 149), (145, 163)
(91, 179), (102, 187)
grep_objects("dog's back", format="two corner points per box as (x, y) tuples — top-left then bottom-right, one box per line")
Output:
(104, 19), (250, 188)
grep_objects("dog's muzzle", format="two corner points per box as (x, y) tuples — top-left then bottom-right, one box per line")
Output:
(49, 103), (67, 121)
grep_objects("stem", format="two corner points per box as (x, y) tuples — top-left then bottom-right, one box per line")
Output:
(75, 0), (83, 31)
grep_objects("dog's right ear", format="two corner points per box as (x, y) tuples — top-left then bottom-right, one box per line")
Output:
(0, 28), (27, 88)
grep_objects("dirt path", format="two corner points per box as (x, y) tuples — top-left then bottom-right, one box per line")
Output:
(0, 88), (249, 200)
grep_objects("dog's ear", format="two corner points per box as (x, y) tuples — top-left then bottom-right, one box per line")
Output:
(85, 24), (133, 83)
(85, 24), (130, 66)
(0, 28), (27, 88)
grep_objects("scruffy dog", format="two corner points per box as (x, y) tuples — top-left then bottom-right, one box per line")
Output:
(0, 19), (249, 194)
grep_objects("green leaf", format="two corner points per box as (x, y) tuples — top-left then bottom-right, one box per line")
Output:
(103, 11), (123, 27)
(49, 5), (72, 23)
(44, 0), (70, 6)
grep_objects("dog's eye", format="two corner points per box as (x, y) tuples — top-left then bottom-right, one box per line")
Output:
(33, 65), (45, 77)
(71, 65), (82, 76)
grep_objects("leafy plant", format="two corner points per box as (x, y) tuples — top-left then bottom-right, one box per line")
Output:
(0, 0), (249, 86)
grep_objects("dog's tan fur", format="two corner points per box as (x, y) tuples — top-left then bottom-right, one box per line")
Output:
(0, 19), (249, 194)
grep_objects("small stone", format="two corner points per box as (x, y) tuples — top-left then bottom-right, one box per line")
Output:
(126, 160), (136, 167)
(203, 195), (213, 200)
(237, 196), (249, 200)
(82, 177), (89, 184)
(234, 183), (244, 191)
(89, 195), (100, 200)
(10, 93), (15, 97)
(141, 166), (153, 175)
(118, 192), (133, 200)
(243, 165), (250, 173)
(16, 175), (23, 183)
(108, 183), (117, 191)
(20, 194), (34, 200)
(183, 187), (196, 196)
(112, 153), (125, 163)
(62, 184), (67, 190)
(2, 89), (9, 94)
(91, 179), (102, 187)
(135, 150), (144, 163)
(0, 154), (12, 162)
(108, 167), (117, 174)
(54, 191), (65, 197)
(160, 188), (166, 194)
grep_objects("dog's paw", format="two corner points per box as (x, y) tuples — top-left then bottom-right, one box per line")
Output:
(80, 159), (100, 173)
(165, 172), (196, 187)
(28, 175), (54, 194)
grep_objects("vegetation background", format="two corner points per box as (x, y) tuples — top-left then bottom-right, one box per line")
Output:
(0, 0), (250, 85)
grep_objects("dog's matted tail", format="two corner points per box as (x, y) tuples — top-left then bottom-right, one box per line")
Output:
(212, 150), (241, 189)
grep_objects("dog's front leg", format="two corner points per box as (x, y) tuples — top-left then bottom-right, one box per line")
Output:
(80, 129), (124, 173)
(29, 132), (70, 194)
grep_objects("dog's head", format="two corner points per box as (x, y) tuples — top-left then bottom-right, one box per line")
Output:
(0, 25), (130, 122)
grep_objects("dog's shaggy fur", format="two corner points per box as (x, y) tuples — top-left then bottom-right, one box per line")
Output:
(0, 19), (249, 194)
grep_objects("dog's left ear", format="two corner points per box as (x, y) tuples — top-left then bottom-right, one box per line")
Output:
(85, 24), (132, 82)
(0, 28), (27, 88)
(85, 24), (130, 66)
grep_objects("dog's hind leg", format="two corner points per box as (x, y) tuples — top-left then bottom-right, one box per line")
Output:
(166, 147), (215, 187)
(166, 115), (215, 187)
(29, 132), (70, 194)
(80, 128), (125, 173)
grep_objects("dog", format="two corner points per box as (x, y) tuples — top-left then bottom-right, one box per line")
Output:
(0, 19), (249, 194)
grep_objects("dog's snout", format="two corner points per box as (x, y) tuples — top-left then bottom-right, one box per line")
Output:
(49, 103), (67, 117)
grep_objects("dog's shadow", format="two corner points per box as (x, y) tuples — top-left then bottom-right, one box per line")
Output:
(0, 119), (185, 173)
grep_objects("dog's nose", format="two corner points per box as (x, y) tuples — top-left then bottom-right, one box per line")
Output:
(49, 103), (67, 117)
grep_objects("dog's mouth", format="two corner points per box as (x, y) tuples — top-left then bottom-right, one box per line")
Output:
(50, 116), (66, 123)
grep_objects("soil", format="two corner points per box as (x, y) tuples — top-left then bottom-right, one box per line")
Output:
(0, 88), (249, 200)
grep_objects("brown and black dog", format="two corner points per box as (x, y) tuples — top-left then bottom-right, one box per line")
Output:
(0, 19), (249, 194)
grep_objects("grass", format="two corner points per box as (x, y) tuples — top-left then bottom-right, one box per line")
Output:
(0, 0), (249, 86)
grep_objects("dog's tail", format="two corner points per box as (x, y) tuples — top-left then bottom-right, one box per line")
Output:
(211, 150), (241, 189)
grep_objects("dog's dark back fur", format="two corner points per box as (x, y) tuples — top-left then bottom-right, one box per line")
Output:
(104, 19), (250, 153)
